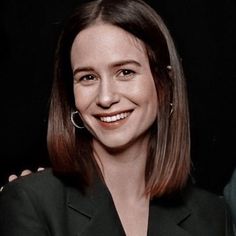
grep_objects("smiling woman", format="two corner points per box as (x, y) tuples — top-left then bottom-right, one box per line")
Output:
(71, 23), (158, 150)
(0, 0), (233, 235)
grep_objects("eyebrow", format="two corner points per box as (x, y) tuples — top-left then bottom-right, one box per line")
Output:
(111, 60), (141, 68)
(73, 67), (94, 76)
(73, 60), (141, 76)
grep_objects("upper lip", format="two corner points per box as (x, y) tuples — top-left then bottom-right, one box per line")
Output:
(94, 109), (133, 118)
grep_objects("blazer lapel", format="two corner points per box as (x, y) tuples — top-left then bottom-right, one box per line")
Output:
(66, 178), (126, 236)
(148, 198), (192, 236)
(66, 176), (192, 236)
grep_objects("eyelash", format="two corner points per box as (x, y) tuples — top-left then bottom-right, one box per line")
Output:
(117, 69), (135, 78)
(75, 69), (136, 84)
(80, 75), (95, 80)
(78, 74), (97, 82)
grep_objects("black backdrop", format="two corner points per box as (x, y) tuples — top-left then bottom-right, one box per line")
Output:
(1, 0), (236, 195)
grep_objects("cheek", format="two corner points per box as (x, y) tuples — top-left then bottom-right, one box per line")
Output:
(140, 78), (158, 119)
(73, 85), (99, 114)
(73, 87), (89, 112)
(131, 76), (157, 106)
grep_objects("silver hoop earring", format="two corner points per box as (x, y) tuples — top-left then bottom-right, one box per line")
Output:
(167, 65), (173, 78)
(70, 111), (84, 129)
(169, 103), (173, 116)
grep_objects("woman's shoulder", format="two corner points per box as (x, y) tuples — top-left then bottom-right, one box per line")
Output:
(184, 185), (224, 202)
(182, 185), (226, 213)
(181, 185), (233, 232)
(156, 184), (227, 217)
(0, 168), (67, 201)
(2, 168), (59, 187)
(0, 170), (87, 235)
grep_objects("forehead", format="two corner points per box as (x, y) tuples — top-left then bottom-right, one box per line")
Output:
(70, 23), (148, 64)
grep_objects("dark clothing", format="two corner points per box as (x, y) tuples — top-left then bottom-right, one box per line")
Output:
(224, 169), (236, 235)
(0, 169), (233, 235)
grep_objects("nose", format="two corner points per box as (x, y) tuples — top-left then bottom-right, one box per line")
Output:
(96, 79), (120, 108)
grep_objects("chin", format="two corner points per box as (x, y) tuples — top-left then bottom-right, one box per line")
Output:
(101, 140), (130, 151)
(101, 143), (132, 154)
(96, 134), (143, 154)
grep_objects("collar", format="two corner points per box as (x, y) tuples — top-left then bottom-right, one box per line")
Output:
(66, 176), (192, 236)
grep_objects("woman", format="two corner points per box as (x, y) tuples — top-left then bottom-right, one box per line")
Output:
(0, 0), (233, 235)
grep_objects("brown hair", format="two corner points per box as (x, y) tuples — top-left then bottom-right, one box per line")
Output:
(47, 0), (191, 198)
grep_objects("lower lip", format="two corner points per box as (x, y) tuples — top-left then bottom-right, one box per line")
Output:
(97, 114), (131, 130)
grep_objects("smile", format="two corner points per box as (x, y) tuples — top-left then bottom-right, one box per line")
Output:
(97, 111), (131, 123)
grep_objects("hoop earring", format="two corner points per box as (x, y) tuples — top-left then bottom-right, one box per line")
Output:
(169, 103), (174, 116)
(167, 65), (173, 78)
(70, 111), (84, 129)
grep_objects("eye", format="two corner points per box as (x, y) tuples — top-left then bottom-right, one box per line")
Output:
(79, 74), (96, 81)
(74, 74), (98, 85)
(117, 69), (135, 79)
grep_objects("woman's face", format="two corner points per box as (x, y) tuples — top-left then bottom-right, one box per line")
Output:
(71, 23), (158, 150)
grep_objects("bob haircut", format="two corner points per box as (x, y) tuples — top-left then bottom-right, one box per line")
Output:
(47, 0), (191, 198)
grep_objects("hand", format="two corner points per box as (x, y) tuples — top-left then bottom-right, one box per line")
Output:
(0, 167), (45, 191)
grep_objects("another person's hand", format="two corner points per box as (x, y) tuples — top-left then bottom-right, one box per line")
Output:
(8, 169), (32, 182)
(0, 167), (45, 191)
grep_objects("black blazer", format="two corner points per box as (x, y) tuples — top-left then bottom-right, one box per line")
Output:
(0, 169), (233, 236)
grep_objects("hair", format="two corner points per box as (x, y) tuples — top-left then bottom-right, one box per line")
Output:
(47, 0), (191, 198)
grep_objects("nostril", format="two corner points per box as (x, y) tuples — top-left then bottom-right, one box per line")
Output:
(95, 79), (120, 108)
(96, 92), (120, 108)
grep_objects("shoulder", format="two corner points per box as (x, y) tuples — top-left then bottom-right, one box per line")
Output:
(180, 185), (234, 235)
(0, 168), (76, 230)
(182, 185), (226, 216)
(151, 185), (233, 235)
(184, 185), (225, 205)
(0, 168), (68, 234)
(0, 168), (68, 206)
(1, 168), (62, 192)
(172, 185), (235, 235)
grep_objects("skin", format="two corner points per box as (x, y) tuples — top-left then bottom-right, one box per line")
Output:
(71, 22), (158, 236)
(7, 168), (45, 182)
(71, 22), (158, 152)
(4, 22), (158, 236)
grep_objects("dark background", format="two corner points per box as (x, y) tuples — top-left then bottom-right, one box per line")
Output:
(1, 0), (236, 195)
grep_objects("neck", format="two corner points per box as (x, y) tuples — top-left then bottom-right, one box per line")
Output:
(93, 137), (149, 201)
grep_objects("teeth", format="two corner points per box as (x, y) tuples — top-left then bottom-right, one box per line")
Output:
(99, 112), (130, 123)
